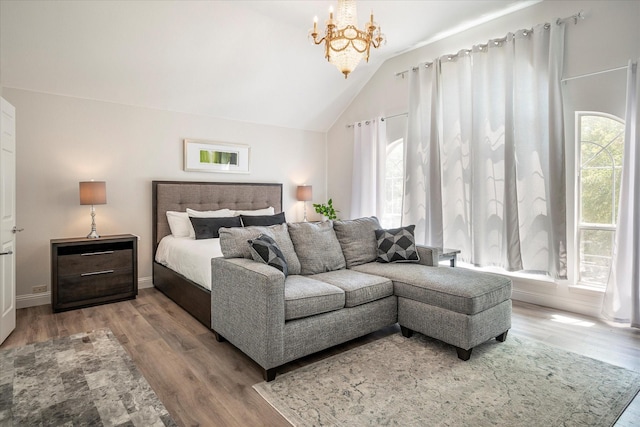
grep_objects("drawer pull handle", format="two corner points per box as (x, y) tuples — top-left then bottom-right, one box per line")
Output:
(81, 251), (114, 256)
(81, 269), (114, 277)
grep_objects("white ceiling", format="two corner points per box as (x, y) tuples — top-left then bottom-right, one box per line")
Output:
(0, 1), (538, 132)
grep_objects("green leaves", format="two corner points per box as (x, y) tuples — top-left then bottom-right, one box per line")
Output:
(313, 198), (338, 220)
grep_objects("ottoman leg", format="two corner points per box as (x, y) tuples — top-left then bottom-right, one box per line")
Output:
(496, 330), (509, 342)
(400, 325), (414, 338)
(455, 347), (472, 361)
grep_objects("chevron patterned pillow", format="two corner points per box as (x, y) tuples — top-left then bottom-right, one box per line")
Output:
(375, 225), (420, 263)
(248, 234), (289, 276)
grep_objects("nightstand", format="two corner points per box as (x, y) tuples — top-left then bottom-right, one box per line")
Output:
(51, 234), (138, 312)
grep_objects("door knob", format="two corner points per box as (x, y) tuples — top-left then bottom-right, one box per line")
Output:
(12, 226), (24, 233)
(0, 250), (12, 256)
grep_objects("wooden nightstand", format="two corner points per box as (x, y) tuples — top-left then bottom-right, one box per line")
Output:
(51, 234), (138, 312)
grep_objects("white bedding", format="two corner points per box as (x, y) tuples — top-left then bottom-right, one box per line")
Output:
(155, 235), (223, 290)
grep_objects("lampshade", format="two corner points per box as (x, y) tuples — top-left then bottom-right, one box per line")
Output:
(296, 185), (313, 202)
(79, 181), (107, 205)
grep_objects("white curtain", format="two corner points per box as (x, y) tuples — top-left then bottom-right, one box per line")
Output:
(404, 22), (567, 278)
(603, 59), (640, 328)
(403, 61), (443, 246)
(351, 118), (387, 219)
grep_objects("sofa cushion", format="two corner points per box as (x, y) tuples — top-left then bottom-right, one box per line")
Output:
(333, 216), (381, 268)
(312, 269), (393, 308)
(284, 275), (345, 320)
(219, 223), (301, 275)
(248, 234), (288, 277)
(375, 225), (420, 263)
(288, 221), (346, 275)
(351, 262), (512, 315)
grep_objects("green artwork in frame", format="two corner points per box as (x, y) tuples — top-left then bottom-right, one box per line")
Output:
(184, 139), (250, 173)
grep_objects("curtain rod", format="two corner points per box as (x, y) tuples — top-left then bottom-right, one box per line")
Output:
(561, 65), (628, 83)
(394, 10), (586, 78)
(345, 112), (408, 129)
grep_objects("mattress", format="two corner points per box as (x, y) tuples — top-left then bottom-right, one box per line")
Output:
(155, 235), (223, 290)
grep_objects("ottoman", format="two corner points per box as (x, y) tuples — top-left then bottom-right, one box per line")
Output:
(392, 265), (512, 360)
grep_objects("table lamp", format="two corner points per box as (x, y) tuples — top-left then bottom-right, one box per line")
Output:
(79, 181), (107, 238)
(296, 185), (312, 222)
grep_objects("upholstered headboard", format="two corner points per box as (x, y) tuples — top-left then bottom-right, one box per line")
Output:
(152, 181), (283, 250)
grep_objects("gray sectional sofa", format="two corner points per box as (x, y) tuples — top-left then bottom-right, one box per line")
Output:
(211, 217), (512, 381)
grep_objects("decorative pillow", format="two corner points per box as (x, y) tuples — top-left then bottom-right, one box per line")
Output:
(166, 211), (192, 238)
(333, 216), (381, 268)
(375, 225), (420, 263)
(241, 212), (286, 227)
(186, 208), (234, 218)
(189, 216), (242, 239)
(287, 221), (346, 275)
(248, 234), (288, 276)
(219, 223), (301, 275)
(234, 207), (275, 216)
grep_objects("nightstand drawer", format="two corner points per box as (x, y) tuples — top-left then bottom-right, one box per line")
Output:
(57, 269), (134, 303)
(58, 248), (132, 276)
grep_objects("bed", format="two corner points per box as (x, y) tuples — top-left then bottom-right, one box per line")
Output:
(152, 181), (283, 328)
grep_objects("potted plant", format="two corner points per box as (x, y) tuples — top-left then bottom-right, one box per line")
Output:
(313, 199), (338, 221)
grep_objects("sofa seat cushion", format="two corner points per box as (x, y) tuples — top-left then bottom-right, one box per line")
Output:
(351, 263), (511, 315)
(284, 275), (345, 321)
(312, 269), (393, 308)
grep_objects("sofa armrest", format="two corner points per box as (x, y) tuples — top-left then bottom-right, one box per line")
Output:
(211, 257), (285, 370)
(417, 245), (440, 267)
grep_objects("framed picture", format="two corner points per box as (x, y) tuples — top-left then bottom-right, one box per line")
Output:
(184, 139), (250, 173)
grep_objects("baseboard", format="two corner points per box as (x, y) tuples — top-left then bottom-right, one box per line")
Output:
(16, 276), (154, 309)
(16, 292), (51, 309)
(511, 288), (603, 318)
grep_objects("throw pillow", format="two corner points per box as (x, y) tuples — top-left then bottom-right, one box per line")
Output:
(375, 225), (420, 263)
(333, 216), (381, 268)
(240, 212), (286, 226)
(189, 216), (242, 239)
(219, 223), (301, 275)
(287, 221), (346, 275)
(248, 234), (288, 276)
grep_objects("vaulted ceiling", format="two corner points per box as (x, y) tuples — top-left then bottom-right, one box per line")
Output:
(0, 1), (539, 132)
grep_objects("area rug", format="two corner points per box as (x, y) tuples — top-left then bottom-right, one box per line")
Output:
(0, 328), (176, 426)
(254, 333), (640, 426)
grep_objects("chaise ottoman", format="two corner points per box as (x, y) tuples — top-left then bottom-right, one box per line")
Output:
(352, 262), (512, 360)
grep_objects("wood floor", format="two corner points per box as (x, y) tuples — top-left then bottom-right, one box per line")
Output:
(2, 288), (639, 426)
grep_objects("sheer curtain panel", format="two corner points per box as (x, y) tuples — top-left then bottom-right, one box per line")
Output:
(403, 61), (443, 246)
(351, 118), (387, 219)
(603, 60), (640, 328)
(403, 23), (567, 278)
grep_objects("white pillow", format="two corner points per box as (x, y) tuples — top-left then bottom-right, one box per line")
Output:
(234, 206), (275, 216)
(186, 208), (234, 218)
(167, 208), (235, 238)
(166, 211), (192, 238)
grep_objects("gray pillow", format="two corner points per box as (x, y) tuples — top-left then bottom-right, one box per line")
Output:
(333, 216), (381, 268)
(287, 221), (346, 275)
(375, 225), (420, 263)
(219, 223), (301, 275)
(248, 234), (288, 277)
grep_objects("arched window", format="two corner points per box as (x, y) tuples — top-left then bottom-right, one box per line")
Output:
(381, 138), (404, 228)
(576, 112), (624, 287)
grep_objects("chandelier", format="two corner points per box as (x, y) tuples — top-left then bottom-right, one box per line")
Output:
(310, 0), (385, 79)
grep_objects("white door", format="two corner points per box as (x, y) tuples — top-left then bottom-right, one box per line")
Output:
(0, 97), (16, 345)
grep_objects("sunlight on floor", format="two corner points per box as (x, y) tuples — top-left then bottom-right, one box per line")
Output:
(550, 314), (595, 327)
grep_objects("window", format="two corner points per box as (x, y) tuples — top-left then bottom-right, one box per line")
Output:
(381, 138), (404, 228)
(576, 113), (624, 288)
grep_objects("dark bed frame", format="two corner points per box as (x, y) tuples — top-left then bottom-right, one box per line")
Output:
(152, 181), (283, 328)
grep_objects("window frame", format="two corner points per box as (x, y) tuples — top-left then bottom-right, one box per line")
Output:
(574, 111), (625, 290)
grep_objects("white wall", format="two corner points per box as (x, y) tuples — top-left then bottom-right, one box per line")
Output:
(327, 0), (640, 318)
(2, 88), (327, 307)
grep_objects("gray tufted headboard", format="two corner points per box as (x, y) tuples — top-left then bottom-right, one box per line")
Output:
(152, 181), (283, 251)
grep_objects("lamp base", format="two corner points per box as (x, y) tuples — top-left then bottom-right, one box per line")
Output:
(86, 230), (100, 239)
